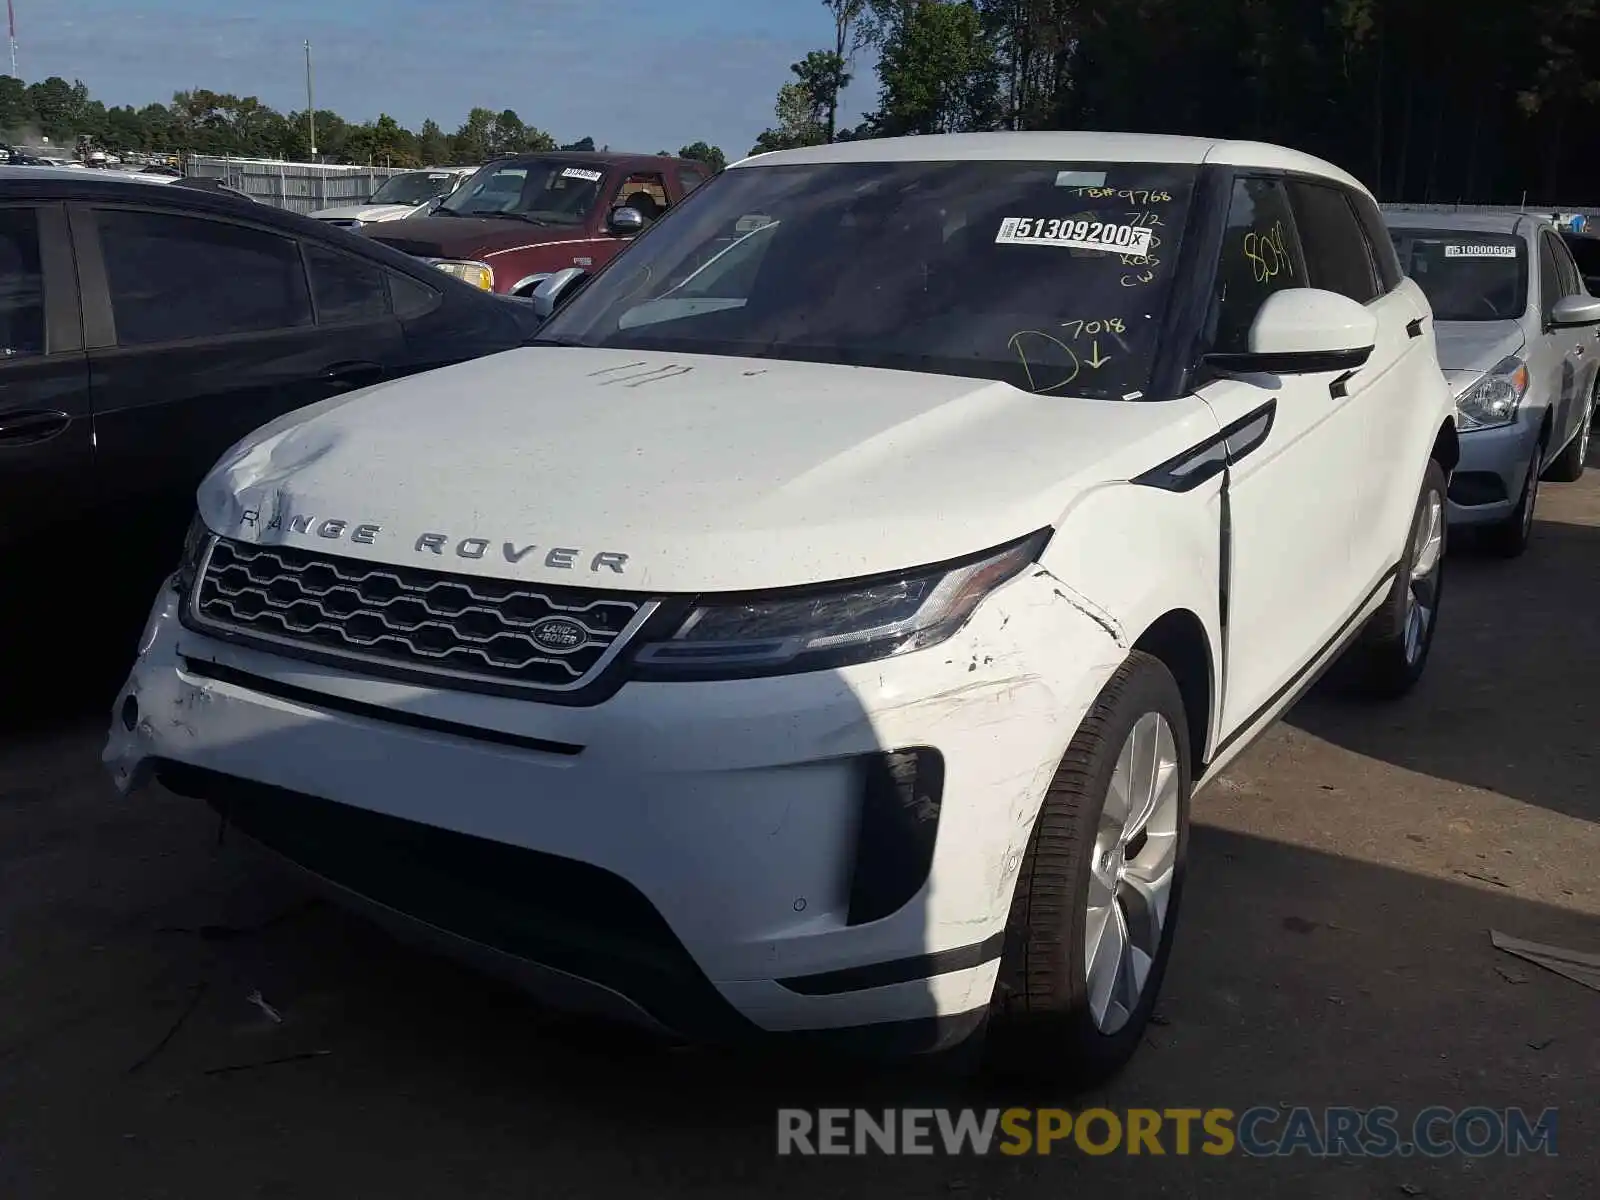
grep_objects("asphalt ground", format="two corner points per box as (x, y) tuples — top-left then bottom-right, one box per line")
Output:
(1, 461), (1596, 1199)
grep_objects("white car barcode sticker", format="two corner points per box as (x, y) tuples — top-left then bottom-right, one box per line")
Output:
(1444, 244), (1517, 258)
(996, 217), (1154, 255)
(562, 167), (604, 182)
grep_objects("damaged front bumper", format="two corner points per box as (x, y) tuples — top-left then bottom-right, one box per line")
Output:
(104, 568), (1124, 1047)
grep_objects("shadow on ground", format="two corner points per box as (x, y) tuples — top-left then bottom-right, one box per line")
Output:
(0, 754), (1590, 1199)
(1292, 517), (1600, 825)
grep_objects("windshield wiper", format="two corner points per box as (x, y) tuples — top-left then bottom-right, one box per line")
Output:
(487, 212), (554, 226)
(524, 334), (585, 347)
(430, 206), (460, 217)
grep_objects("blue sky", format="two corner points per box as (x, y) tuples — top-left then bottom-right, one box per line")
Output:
(16, 0), (874, 156)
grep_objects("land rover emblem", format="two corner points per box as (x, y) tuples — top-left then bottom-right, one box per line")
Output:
(529, 617), (587, 654)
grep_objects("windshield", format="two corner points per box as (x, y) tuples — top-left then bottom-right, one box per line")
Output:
(1389, 228), (1528, 321)
(539, 160), (1197, 399)
(437, 159), (607, 225)
(370, 170), (460, 206)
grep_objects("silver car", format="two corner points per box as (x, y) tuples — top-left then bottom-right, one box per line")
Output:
(1385, 211), (1600, 555)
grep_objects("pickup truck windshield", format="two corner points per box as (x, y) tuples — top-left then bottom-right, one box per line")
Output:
(539, 160), (1197, 399)
(437, 159), (605, 225)
(370, 171), (459, 206)
(1389, 229), (1528, 321)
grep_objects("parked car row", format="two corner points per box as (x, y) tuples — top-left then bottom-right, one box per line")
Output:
(1384, 209), (1600, 556)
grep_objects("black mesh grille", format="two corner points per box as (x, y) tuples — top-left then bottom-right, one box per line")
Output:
(193, 539), (647, 690)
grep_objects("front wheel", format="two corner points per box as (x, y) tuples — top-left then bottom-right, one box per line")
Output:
(985, 652), (1191, 1086)
(1339, 459), (1448, 698)
(1545, 402), (1591, 483)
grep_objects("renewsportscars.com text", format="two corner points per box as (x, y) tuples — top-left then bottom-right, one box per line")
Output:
(776, 1106), (1558, 1158)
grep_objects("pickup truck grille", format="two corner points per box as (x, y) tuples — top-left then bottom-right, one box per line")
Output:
(191, 539), (651, 692)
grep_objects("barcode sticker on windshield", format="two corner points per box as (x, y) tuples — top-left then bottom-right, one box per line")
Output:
(561, 167), (604, 182)
(997, 217), (1154, 255)
(1444, 244), (1517, 258)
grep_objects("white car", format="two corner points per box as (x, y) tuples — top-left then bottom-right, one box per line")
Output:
(106, 132), (1457, 1082)
(308, 167), (475, 228)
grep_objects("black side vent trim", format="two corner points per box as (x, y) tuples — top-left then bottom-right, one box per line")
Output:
(1134, 399), (1277, 492)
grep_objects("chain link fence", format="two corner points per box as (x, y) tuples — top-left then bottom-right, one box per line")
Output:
(183, 155), (417, 215)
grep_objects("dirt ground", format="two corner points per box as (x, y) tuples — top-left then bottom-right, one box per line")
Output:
(2, 472), (1596, 1199)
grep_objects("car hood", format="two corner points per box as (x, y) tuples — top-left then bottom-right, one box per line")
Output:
(363, 215), (582, 259)
(310, 202), (423, 223)
(195, 348), (1220, 593)
(1432, 319), (1526, 378)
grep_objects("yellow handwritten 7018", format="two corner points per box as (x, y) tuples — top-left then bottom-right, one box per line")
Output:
(1060, 318), (1127, 338)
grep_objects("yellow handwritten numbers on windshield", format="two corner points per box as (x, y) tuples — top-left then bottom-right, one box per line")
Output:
(1244, 221), (1293, 284)
(1068, 188), (1174, 204)
(1060, 318), (1126, 339)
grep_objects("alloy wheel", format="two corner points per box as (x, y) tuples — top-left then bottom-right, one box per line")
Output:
(1084, 712), (1181, 1034)
(1404, 485), (1445, 665)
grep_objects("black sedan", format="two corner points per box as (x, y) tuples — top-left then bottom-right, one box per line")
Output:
(1, 166), (542, 671)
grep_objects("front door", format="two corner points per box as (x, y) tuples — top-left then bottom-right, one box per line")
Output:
(1197, 175), (1373, 742)
(0, 202), (92, 556)
(72, 203), (405, 595)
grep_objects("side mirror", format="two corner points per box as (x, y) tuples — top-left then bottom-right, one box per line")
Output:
(607, 206), (645, 236)
(1550, 293), (1600, 327)
(531, 267), (591, 320)
(1205, 288), (1378, 376)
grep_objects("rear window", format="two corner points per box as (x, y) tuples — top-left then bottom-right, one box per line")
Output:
(1388, 228), (1528, 321)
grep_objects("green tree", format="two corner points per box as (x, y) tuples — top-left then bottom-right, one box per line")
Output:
(0, 75), (30, 133)
(450, 107), (495, 163)
(822, 0), (878, 139)
(560, 135), (596, 151)
(26, 76), (90, 142)
(489, 108), (526, 155)
(870, 0), (999, 135)
(416, 118), (448, 165)
(678, 141), (727, 171)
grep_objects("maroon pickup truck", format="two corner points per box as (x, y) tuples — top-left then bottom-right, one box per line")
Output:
(364, 151), (713, 297)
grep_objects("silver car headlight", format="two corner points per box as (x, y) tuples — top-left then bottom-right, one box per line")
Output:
(429, 259), (495, 291)
(632, 530), (1050, 677)
(1455, 355), (1529, 430)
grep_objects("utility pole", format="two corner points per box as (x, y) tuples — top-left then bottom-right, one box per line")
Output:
(304, 40), (316, 160)
(8, 0), (19, 80)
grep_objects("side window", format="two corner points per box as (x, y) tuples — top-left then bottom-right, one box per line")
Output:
(1538, 234), (1562, 316)
(0, 207), (45, 359)
(97, 210), (312, 346)
(387, 271), (441, 320)
(612, 172), (670, 222)
(679, 168), (708, 195)
(304, 242), (391, 324)
(1286, 181), (1380, 304)
(1550, 232), (1584, 297)
(1349, 191), (1403, 292)
(1209, 177), (1306, 355)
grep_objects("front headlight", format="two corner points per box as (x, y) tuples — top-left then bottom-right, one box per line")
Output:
(632, 530), (1050, 678)
(430, 259), (495, 291)
(1456, 355), (1529, 430)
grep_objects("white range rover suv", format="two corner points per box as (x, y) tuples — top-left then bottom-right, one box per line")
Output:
(106, 133), (1458, 1083)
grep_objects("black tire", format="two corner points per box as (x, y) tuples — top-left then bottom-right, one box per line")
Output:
(1484, 443), (1541, 558)
(984, 651), (1191, 1087)
(1545, 403), (1591, 483)
(1341, 459), (1448, 699)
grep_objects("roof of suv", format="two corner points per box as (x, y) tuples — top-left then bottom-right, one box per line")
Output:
(483, 150), (700, 172)
(731, 132), (1367, 194)
(1382, 210), (1533, 235)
